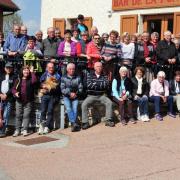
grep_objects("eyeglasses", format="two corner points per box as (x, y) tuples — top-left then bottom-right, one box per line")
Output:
(94, 38), (100, 40)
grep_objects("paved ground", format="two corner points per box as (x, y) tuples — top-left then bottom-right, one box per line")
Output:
(0, 115), (180, 180)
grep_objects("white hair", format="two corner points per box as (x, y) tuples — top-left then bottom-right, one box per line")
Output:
(67, 63), (75, 70)
(157, 71), (166, 78)
(119, 66), (128, 73)
(164, 31), (171, 36)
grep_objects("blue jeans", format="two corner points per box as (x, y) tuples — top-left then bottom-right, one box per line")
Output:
(0, 102), (11, 134)
(40, 95), (56, 129)
(135, 95), (149, 116)
(149, 96), (174, 114)
(63, 97), (78, 123)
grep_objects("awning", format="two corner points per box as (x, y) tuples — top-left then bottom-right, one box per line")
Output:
(0, 0), (20, 12)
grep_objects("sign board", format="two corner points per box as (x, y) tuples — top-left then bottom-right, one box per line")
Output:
(112, 0), (180, 11)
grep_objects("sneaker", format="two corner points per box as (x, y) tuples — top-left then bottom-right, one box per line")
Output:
(38, 123), (44, 135)
(143, 115), (150, 122)
(105, 119), (115, 127)
(129, 118), (136, 124)
(82, 122), (90, 130)
(22, 130), (28, 137)
(43, 127), (50, 134)
(13, 130), (20, 137)
(140, 115), (146, 122)
(121, 119), (127, 126)
(167, 112), (176, 118)
(71, 123), (80, 132)
(155, 114), (163, 121)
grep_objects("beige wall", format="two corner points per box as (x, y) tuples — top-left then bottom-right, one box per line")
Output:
(41, 0), (180, 36)
(0, 9), (3, 31)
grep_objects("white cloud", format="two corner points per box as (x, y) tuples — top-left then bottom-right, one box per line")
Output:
(24, 20), (40, 35)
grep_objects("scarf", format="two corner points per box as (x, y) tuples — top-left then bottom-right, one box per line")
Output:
(136, 76), (143, 95)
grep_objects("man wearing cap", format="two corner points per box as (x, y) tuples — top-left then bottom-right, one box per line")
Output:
(73, 14), (88, 35)
(0, 62), (17, 137)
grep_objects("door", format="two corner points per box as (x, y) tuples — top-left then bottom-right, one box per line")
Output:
(53, 18), (66, 37)
(174, 12), (180, 38)
(143, 14), (173, 39)
(120, 15), (138, 35)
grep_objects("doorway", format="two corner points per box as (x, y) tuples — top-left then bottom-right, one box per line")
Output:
(143, 14), (173, 39)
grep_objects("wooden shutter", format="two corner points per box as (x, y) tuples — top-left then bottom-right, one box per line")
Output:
(173, 12), (180, 38)
(120, 15), (138, 35)
(53, 18), (66, 37)
(83, 17), (93, 33)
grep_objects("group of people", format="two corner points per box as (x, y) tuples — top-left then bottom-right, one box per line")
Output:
(0, 14), (179, 138)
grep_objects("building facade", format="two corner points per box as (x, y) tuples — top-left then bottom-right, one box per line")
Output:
(41, 0), (180, 39)
(0, 0), (19, 31)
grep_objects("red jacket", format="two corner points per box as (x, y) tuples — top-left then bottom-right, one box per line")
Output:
(86, 41), (101, 69)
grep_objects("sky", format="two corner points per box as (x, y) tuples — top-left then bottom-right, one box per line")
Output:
(13, 0), (41, 35)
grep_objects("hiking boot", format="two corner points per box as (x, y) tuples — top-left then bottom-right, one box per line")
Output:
(13, 130), (20, 137)
(105, 119), (115, 127)
(82, 122), (90, 130)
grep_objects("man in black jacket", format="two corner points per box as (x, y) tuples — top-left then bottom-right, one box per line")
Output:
(156, 31), (178, 80)
(81, 62), (114, 129)
(0, 62), (17, 137)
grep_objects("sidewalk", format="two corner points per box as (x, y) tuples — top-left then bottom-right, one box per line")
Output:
(0, 116), (180, 180)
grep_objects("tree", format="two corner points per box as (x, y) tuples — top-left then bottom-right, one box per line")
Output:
(3, 13), (23, 37)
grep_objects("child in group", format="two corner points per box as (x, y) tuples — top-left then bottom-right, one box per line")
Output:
(12, 65), (37, 137)
(23, 36), (43, 73)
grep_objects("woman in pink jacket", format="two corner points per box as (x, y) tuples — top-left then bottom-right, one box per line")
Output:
(149, 71), (176, 121)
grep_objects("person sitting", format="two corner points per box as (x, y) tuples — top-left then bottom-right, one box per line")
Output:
(86, 34), (102, 70)
(12, 66), (37, 137)
(101, 30), (121, 81)
(149, 71), (176, 121)
(169, 71), (180, 117)
(0, 63), (17, 138)
(81, 62), (115, 129)
(112, 66), (136, 125)
(131, 67), (150, 122)
(38, 62), (61, 134)
(61, 63), (83, 132)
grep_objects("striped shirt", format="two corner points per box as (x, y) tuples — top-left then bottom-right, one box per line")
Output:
(101, 42), (121, 59)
